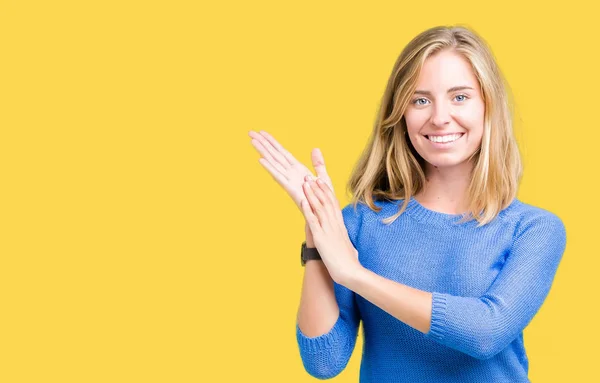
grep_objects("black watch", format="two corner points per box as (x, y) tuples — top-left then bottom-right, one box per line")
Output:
(300, 241), (322, 266)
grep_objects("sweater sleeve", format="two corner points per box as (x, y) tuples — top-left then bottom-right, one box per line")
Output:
(295, 202), (363, 379)
(424, 211), (567, 360)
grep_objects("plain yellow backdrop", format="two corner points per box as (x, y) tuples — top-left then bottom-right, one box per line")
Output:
(1, 0), (598, 382)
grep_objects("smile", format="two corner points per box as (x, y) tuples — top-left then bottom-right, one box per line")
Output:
(424, 133), (465, 147)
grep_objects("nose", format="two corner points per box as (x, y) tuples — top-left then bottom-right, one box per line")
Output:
(431, 102), (451, 127)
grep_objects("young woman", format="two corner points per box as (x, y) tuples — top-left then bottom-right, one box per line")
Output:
(248, 25), (566, 383)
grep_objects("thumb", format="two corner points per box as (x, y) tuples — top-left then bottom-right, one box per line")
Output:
(311, 148), (333, 189)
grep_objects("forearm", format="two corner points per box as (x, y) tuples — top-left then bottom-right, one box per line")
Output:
(342, 262), (560, 360)
(296, 223), (340, 337)
(343, 266), (432, 334)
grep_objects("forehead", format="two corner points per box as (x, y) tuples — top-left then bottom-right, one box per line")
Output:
(416, 50), (479, 91)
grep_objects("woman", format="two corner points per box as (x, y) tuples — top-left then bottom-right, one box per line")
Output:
(248, 25), (566, 382)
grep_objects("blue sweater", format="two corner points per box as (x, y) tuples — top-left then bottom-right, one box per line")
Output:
(296, 196), (567, 382)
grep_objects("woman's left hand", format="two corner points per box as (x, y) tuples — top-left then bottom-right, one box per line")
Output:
(300, 175), (362, 286)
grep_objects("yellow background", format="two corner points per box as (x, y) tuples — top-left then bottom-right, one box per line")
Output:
(1, 0), (598, 382)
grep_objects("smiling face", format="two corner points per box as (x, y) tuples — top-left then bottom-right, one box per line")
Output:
(404, 49), (485, 172)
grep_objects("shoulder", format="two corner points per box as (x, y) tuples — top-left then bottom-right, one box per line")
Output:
(502, 199), (565, 228)
(503, 199), (566, 245)
(341, 199), (393, 223)
(341, 199), (397, 249)
(341, 201), (369, 230)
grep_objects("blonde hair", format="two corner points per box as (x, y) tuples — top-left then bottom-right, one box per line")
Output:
(346, 25), (522, 227)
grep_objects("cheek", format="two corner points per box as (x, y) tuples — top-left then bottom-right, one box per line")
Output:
(455, 104), (485, 129)
(404, 110), (428, 131)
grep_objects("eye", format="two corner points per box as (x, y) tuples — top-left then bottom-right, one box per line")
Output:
(412, 97), (429, 106)
(455, 94), (468, 102)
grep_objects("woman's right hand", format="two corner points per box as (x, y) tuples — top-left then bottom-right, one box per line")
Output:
(248, 130), (335, 216)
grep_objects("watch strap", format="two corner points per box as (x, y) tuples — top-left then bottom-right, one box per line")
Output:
(301, 241), (322, 266)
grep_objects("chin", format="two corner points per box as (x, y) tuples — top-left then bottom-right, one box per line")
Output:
(422, 156), (469, 169)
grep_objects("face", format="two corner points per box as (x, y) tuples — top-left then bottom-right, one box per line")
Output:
(403, 49), (485, 172)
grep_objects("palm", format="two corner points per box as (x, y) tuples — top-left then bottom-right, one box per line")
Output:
(248, 130), (335, 215)
(279, 162), (316, 212)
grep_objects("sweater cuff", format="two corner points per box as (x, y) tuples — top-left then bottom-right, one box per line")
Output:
(296, 313), (346, 353)
(425, 292), (448, 341)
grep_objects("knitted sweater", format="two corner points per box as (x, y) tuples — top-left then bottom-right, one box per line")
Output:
(296, 196), (567, 382)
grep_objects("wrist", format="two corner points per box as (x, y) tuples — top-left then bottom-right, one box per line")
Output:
(305, 224), (315, 247)
(338, 262), (365, 289)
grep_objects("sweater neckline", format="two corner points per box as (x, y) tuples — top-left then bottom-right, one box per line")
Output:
(398, 196), (519, 226)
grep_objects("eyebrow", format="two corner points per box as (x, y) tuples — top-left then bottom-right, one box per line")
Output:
(413, 86), (474, 96)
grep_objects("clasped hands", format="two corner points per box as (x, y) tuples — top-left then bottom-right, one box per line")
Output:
(248, 130), (361, 286)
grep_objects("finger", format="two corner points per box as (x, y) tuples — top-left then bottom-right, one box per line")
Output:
(249, 131), (291, 171)
(259, 130), (299, 167)
(315, 178), (345, 229)
(256, 130), (293, 169)
(252, 139), (288, 177)
(308, 179), (333, 211)
(316, 178), (340, 211)
(250, 132), (285, 170)
(258, 157), (289, 189)
(311, 148), (334, 190)
(306, 174), (336, 212)
(300, 198), (321, 236)
(306, 180), (337, 233)
(303, 180), (325, 225)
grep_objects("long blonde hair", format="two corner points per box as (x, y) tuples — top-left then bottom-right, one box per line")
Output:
(346, 25), (522, 227)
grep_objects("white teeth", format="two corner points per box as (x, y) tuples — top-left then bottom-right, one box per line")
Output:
(428, 134), (462, 143)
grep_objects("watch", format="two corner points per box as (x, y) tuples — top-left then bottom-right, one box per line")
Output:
(300, 241), (322, 266)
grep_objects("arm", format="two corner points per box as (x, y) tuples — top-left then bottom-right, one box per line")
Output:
(343, 211), (567, 360)
(295, 204), (363, 379)
(297, 223), (339, 338)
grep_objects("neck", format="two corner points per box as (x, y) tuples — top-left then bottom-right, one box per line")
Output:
(414, 161), (473, 215)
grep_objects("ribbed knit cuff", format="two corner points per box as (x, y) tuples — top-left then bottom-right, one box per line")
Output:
(425, 292), (448, 341)
(296, 313), (346, 353)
